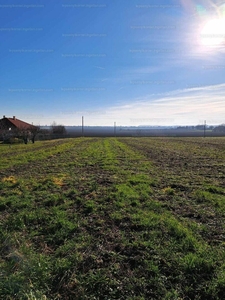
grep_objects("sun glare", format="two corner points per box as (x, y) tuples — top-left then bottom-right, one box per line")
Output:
(200, 18), (225, 46)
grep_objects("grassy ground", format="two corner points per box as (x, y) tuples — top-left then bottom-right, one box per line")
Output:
(0, 137), (225, 299)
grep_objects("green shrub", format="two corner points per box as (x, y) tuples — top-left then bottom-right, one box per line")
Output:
(4, 137), (24, 144)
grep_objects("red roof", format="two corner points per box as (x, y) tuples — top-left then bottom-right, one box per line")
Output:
(1, 117), (36, 129)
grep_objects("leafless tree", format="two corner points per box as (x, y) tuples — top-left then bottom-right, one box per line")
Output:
(51, 122), (66, 136)
(213, 124), (225, 133)
(15, 125), (39, 144)
(30, 126), (40, 143)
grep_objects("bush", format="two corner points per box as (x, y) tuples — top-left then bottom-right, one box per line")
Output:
(3, 137), (24, 144)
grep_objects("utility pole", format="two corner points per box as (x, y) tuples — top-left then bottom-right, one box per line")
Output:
(204, 120), (206, 138)
(114, 122), (116, 137)
(82, 116), (84, 137)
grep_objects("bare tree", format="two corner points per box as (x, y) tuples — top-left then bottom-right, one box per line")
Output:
(15, 127), (30, 144)
(213, 124), (225, 133)
(30, 126), (40, 143)
(15, 125), (39, 144)
(51, 121), (66, 136)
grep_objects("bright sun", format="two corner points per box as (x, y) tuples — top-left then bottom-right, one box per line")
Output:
(200, 18), (225, 46)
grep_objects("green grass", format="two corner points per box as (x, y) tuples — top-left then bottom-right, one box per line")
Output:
(0, 137), (225, 299)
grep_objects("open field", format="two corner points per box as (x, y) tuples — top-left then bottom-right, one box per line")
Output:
(0, 137), (225, 299)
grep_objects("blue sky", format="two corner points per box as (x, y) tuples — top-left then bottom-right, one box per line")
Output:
(1, 0), (225, 126)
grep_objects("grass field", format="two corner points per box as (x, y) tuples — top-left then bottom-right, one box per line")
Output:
(0, 137), (225, 299)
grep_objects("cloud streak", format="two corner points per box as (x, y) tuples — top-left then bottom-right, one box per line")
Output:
(39, 83), (224, 126)
(102, 83), (225, 126)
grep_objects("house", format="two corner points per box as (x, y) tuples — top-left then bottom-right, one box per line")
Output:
(0, 116), (38, 143)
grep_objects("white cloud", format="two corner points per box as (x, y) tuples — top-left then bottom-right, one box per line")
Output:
(99, 83), (225, 126)
(26, 83), (225, 126)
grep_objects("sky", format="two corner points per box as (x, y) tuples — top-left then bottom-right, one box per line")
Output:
(1, 0), (225, 126)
